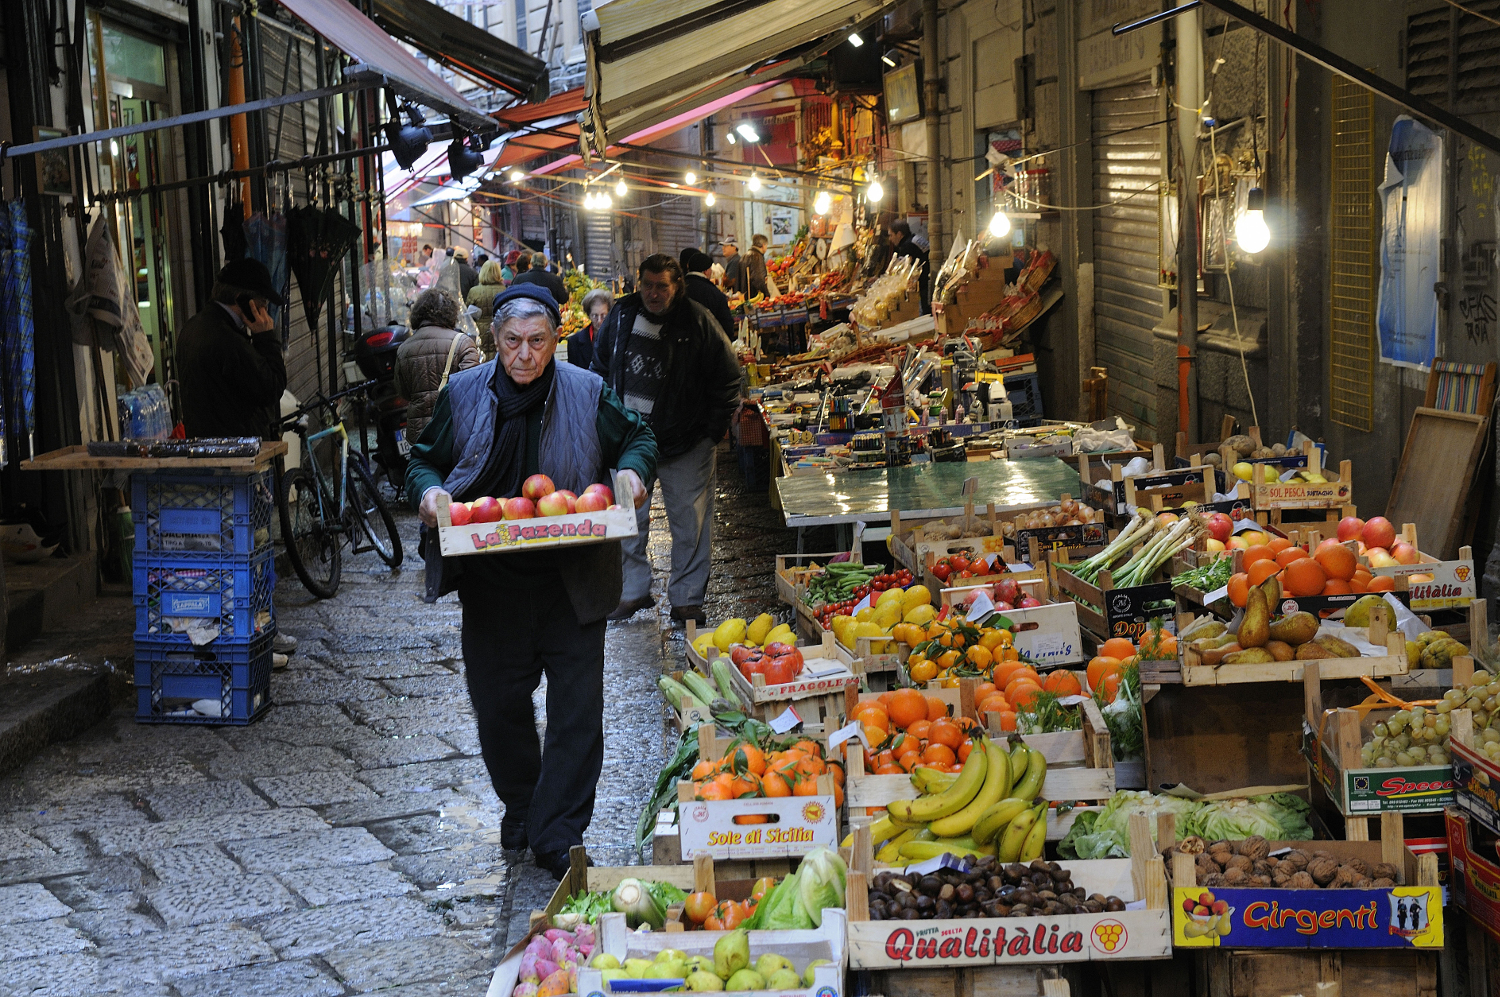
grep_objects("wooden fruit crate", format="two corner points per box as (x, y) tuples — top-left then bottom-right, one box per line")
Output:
(1047, 547), (1176, 643)
(685, 619), (805, 675)
(725, 632), (861, 726)
(1171, 604), (1410, 687)
(1303, 656), (1474, 826)
(938, 586), (1084, 667)
(890, 504), (1012, 575)
(841, 813), (1171, 968)
(1197, 948), (1437, 997)
(776, 551), (862, 606)
(1245, 449), (1354, 514)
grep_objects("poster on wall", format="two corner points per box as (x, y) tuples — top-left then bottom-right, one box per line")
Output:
(1376, 116), (1444, 370)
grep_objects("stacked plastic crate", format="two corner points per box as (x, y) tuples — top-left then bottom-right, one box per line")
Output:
(132, 469), (278, 724)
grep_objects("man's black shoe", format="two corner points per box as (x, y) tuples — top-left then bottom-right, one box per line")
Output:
(670, 605), (706, 626)
(536, 850), (591, 881)
(501, 815), (528, 851)
(607, 596), (655, 621)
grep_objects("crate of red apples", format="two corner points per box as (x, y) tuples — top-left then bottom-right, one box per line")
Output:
(436, 470), (637, 556)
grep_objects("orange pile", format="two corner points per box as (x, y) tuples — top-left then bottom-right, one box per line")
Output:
(854, 688), (984, 774)
(1226, 536), (1395, 606)
(905, 621), (1021, 688)
(689, 738), (845, 807)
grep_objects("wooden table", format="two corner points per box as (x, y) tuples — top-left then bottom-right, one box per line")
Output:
(20, 442), (287, 472)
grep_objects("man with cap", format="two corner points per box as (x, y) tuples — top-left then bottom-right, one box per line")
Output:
(176, 258), (288, 441)
(451, 247), (479, 299)
(720, 238), (747, 297)
(406, 282), (657, 880)
(682, 249), (735, 340)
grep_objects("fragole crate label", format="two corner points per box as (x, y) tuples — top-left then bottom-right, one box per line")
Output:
(1172, 886), (1443, 948)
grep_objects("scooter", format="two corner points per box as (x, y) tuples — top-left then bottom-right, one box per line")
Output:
(352, 324), (411, 496)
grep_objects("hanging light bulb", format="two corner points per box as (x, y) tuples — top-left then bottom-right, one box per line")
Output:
(598, 193), (612, 210)
(509, 170), (526, 182)
(583, 190), (596, 209)
(814, 190), (832, 215)
(615, 179), (628, 197)
(726, 132), (736, 145)
(685, 171), (697, 185)
(746, 173), (761, 192)
(705, 193), (716, 207)
(988, 206), (1011, 239)
(735, 122), (760, 143)
(866, 177), (884, 203)
(1235, 187), (1270, 253)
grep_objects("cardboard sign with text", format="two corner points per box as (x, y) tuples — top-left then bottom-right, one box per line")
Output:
(846, 911), (1170, 968)
(1172, 885), (1443, 949)
(1372, 557), (1476, 611)
(676, 795), (838, 860)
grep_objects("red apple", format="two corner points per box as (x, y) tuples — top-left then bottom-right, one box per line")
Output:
(554, 489), (578, 512)
(1205, 512), (1233, 543)
(1392, 541), (1420, 565)
(1337, 516), (1365, 542)
(522, 474), (556, 501)
(447, 501), (473, 526)
(1363, 516), (1397, 551)
(584, 483), (614, 505)
(502, 496), (536, 520)
(469, 496), (503, 523)
(536, 492), (572, 517)
(574, 490), (609, 513)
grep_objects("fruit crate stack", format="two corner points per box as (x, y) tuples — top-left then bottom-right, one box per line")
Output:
(131, 469), (278, 724)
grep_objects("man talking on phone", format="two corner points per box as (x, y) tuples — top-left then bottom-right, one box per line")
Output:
(176, 258), (288, 441)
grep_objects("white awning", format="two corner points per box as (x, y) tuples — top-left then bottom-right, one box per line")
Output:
(582, 0), (892, 154)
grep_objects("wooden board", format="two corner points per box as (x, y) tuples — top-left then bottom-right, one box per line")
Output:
(1201, 949), (1438, 997)
(1386, 406), (1490, 559)
(1142, 683), (1312, 795)
(21, 441), (287, 471)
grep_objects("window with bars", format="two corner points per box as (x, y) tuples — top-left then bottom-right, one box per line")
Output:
(1329, 76), (1376, 432)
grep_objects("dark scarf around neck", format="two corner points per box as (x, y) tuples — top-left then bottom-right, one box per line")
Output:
(475, 359), (555, 500)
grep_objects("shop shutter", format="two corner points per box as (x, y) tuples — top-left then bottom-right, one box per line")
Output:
(652, 193), (701, 262)
(1091, 80), (1163, 442)
(584, 210), (616, 282)
(1406, 2), (1500, 112)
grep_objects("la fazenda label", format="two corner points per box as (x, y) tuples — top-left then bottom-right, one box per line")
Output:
(1172, 886), (1443, 948)
(467, 519), (610, 548)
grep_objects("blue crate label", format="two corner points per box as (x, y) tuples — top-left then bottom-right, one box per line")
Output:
(160, 591), (222, 618)
(158, 508), (222, 536)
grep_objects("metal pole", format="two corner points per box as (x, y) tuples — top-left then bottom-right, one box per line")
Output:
(1176, 0), (1200, 445)
(922, 0), (943, 303)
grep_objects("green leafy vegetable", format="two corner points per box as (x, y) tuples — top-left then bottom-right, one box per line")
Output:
(645, 880), (688, 911)
(795, 847), (847, 927)
(1172, 553), (1233, 592)
(612, 877), (666, 929)
(553, 889), (614, 928)
(1097, 662), (1143, 760)
(1057, 810), (1100, 860)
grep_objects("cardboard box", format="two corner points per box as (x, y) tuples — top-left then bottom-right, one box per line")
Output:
(1446, 808), (1500, 944)
(435, 471), (637, 556)
(1450, 735), (1500, 836)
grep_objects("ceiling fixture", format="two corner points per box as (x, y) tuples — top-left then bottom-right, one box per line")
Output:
(447, 131), (487, 182)
(685, 171), (697, 185)
(1235, 187), (1270, 253)
(848, 31), (864, 47)
(615, 179), (628, 197)
(508, 169), (526, 183)
(988, 206), (1011, 240)
(814, 190), (832, 215)
(866, 177), (883, 202)
(726, 132), (736, 144)
(746, 173), (762, 192)
(385, 103), (432, 170)
(881, 53), (896, 67)
(705, 193), (716, 206)
(735, 122), (760, 143)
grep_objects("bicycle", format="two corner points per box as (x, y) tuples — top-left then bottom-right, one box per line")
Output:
(277, 380), (403, 598)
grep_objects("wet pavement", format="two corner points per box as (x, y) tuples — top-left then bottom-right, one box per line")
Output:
(0, 445), (822, 996)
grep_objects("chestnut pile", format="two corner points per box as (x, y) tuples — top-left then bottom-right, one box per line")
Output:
(866, 856), (1127, 920)
(1164, 835), (1400, 889)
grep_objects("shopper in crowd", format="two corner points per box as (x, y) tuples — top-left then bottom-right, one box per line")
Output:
(682, 249), (735, 340)
(889, 219), (930, 312)
(747, 233), (771, 298)
(721, 238), (747, 296)
(407, 283), (655, 880)
(568, 287), (613, 370)
(451, 247), (479, 299)
(590, 254), (742, 625)
(510, 252), (569, 305)
(174, 257), (300, 664)
(394, 288), (481, 443)
(501, 250), (522, 285)
(516, 250), (533, 277)
(467, 262), (508, 358)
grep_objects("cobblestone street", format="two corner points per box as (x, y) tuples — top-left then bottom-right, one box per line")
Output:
(0, 449), (816, 997)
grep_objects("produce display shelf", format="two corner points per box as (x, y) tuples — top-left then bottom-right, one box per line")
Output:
(20, 440), (287, 471)
(775, 551), (862, 606)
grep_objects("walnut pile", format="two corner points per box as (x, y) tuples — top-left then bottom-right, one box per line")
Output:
(1163, 840), (1398, 890)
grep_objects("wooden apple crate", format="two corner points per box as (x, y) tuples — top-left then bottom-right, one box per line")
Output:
(1244, 448), (1354, 515)
(725, 631), (861, 727)
(776, 550), (862, 606)
(1303, 655), (1472, 835)
(1046, 546), (1175, 643)
(843, 693), (1115, 845)
(685, 619), (803, 676)
(889, 504), (1012, 575)
(842, 813), (1171, 972)
(1170, 603), (1410, 687)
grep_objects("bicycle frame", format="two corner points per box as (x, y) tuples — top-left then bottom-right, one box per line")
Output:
(301, 419), (351, 524)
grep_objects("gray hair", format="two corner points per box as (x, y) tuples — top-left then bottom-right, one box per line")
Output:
(491, 296), (559, 336)
(581, 287), (614, 315)
(530, 253), (549, 269)
(408, 288), (461, 330)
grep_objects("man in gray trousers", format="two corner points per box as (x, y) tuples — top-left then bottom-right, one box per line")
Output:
(591, 254), (743, 624)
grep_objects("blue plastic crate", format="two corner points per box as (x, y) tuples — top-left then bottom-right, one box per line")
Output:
(133, 469), (274, 555)
(134, 631), (273, 724)
(1004, 370), (1044, 422)
(133, 549), (276, 641)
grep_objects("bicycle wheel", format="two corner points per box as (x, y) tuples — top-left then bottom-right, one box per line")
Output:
(278, 466), (342, 598)
(346, 454), (404, 568)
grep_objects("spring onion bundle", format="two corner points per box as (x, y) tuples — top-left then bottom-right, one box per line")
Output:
(1111, 515), (1205, 588)
(1065, 510), (1157, 584)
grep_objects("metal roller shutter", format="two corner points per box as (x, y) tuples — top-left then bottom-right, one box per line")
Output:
(584, 211), (616, 282)
(1092, 80), (1164, 442)
(652, 192), (701, 262)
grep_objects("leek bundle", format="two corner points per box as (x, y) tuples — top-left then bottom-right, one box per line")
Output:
(1065, 510), (1157, 584)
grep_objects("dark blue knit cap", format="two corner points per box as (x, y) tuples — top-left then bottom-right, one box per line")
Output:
(491, 283), (562, 326)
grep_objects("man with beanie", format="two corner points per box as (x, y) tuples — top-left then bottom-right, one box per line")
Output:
(406, 283), (657, 879)
(682, 249), (735, 340)
(591, 255), (741, 625)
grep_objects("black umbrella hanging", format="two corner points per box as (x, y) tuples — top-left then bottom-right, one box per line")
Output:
(286, 205), (361, 332)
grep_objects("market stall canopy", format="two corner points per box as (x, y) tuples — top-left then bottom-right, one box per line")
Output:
(371, 0), (549, 103)
(274, 0), (497, 134)
(493, 87), (589, 129)
(582, 0), (894, 154)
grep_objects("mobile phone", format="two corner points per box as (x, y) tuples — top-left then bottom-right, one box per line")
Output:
(236, 293), (256, 315)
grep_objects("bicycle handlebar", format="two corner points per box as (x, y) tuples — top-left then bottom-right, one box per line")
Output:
(282, 379), (380, 425)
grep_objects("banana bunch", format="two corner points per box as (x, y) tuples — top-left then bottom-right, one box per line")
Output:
(844, 737), (1049, 865)
(1407, 630), (1470, 670)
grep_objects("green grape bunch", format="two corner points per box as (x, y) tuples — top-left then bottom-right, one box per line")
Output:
(1357, 668), (1497, 769)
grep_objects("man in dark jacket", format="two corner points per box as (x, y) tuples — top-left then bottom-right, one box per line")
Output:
(510, 252), (569, 305)
(889, 220), (930, 313)
(721, 239), (747, 296)
(591, 254), (742, 624)
(682, 250), (735, 339)
(746, 234), (771, 298)
(175, 258), (287, 439)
